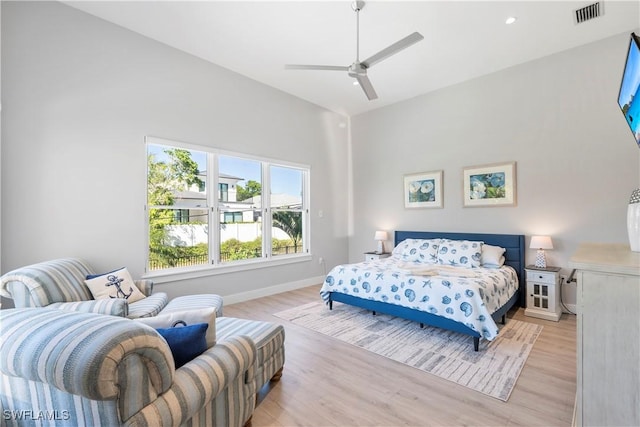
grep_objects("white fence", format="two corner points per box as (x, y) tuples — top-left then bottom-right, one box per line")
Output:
(166, 223), (290, 246)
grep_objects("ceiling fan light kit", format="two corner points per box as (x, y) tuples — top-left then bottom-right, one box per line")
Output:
(285, 1), (424, 101)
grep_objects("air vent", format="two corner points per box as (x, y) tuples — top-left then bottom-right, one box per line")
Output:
(574, 2), (603, 24)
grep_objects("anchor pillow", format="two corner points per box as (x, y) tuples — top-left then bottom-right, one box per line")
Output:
(85, 267), (146, 303)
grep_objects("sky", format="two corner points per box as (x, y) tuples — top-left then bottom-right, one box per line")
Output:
(148, 144), (302, 196)
(619, 37), (639, 109)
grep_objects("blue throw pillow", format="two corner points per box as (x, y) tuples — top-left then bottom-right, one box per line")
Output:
(156, 323), (208, 368)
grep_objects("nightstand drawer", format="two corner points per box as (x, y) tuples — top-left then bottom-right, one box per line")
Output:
(364, 252), (390, 261)
(526, 270), (557, 284)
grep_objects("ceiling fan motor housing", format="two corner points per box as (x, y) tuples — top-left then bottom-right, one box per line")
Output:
(348, 62), (367, 77)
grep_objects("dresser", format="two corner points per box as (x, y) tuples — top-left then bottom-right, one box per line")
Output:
(569, 243), (640, 427)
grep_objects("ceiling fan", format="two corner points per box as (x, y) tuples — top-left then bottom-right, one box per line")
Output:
(285, 1), (424, 101)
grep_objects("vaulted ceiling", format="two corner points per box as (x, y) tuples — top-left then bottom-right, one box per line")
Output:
(65, 1), (640, 116)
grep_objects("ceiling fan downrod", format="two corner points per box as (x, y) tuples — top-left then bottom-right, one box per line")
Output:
(352, 1), (365, 62)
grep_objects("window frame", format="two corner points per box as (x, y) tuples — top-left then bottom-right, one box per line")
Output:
(144, 136), (312, 282)
(269, 164), (307, 258)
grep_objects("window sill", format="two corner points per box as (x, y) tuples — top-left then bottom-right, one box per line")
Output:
(142, 254), (313, 284)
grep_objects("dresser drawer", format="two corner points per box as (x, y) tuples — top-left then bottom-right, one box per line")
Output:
(526, 270), (557, 284)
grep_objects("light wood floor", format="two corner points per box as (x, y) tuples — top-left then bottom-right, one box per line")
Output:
(225, 285), (577, 427)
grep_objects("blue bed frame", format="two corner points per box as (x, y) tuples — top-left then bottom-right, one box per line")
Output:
(327, 231), (526, 351)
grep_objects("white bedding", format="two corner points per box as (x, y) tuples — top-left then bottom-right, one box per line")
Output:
(319, 255), (519, 340)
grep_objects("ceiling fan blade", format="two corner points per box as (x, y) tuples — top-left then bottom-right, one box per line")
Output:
(361, 32), (424, 69)
(285, 64), (349, 71)
(356, 75), (378, 100)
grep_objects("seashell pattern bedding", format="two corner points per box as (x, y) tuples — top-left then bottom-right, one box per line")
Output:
(320, 255), (519, 341)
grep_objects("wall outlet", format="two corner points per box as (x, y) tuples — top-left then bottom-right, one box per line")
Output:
(318, 257), (324, 265)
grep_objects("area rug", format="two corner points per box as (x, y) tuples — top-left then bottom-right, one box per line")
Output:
(274, 301), (543, 401)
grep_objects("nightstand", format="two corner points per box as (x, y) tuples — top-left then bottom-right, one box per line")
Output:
(524, 265), (562, 321)
(364, 252), (390, 261)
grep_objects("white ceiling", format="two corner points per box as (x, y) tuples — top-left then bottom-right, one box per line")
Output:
(64, 0), (640, 117)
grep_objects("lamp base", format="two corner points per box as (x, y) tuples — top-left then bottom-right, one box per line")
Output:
(628, 189), (640, 252)
(534, 249), (547, 268)
(376, 241), (384, 254)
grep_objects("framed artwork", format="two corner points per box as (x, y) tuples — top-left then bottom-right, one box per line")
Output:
(463, 161), (516, 207)
(403, 170), (443, 209)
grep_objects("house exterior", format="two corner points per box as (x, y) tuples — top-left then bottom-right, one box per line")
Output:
(166, 172), (300, 249)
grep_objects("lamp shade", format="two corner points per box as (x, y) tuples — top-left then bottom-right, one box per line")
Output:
(374, 230), (388, 254)
(530, 235), (553, 250)
(374, 231), (388, 241)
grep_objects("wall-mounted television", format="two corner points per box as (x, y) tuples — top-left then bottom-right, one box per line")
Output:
(618, 32), (640, 147)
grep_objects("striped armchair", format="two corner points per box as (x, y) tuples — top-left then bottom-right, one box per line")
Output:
(0, 308), (257, 427)
(0, 258), (168, 318)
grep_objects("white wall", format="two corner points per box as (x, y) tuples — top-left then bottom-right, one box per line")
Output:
(1, 1), (350, 302)
(0, 3), (3, 277)
(350, 32), (640, 309)
(3, 2), (639, 312)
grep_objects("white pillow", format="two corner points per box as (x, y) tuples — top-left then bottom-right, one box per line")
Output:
(482, 244), (506, 266)
(392, 238), (440, 264)
(85, 267), (146, 303)
(437, 239), (483, 268)
(483, 256), (506, 269)
(135, 307), (217, 347)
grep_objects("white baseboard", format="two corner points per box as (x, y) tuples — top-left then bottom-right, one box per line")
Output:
(222, 275), (325, 305)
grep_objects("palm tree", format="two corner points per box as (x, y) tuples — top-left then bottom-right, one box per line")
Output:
(272, 211), (302, 251)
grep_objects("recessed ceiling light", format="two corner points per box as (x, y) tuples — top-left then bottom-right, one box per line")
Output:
(353, 81), (359, 86)
(505, 16), (518, 25)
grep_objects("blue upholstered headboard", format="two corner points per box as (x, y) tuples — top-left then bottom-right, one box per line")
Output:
(394, 231), (526, 307)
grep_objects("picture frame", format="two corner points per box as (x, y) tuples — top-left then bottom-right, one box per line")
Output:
(463, 161), (516, 207)
(403, 170), (443, 209)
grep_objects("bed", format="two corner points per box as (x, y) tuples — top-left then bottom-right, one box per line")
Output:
(320, 231), (526, 351)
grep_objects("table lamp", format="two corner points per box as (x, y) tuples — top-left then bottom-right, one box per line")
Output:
(530, 235), (553, 268)
(374, 230), (388, 254)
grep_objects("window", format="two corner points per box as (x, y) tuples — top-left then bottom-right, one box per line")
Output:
(146, 137), (310, 273)
(147, 145), (209, 271)
(270, 165), (305, 257)
(223, 212), (243, 223)
(218, 155), (262, 263)
(175, 209), (190, 223)
(218, 183), (228, 202)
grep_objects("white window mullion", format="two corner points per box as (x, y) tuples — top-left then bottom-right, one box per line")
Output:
(303, 169), (311, 253)
(210, 153), (220, 265)
(262, 162), (272, 258)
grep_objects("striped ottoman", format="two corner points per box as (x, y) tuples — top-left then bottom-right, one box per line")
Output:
(160, 294), (224, 317)
(216, 317), (285, 390)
